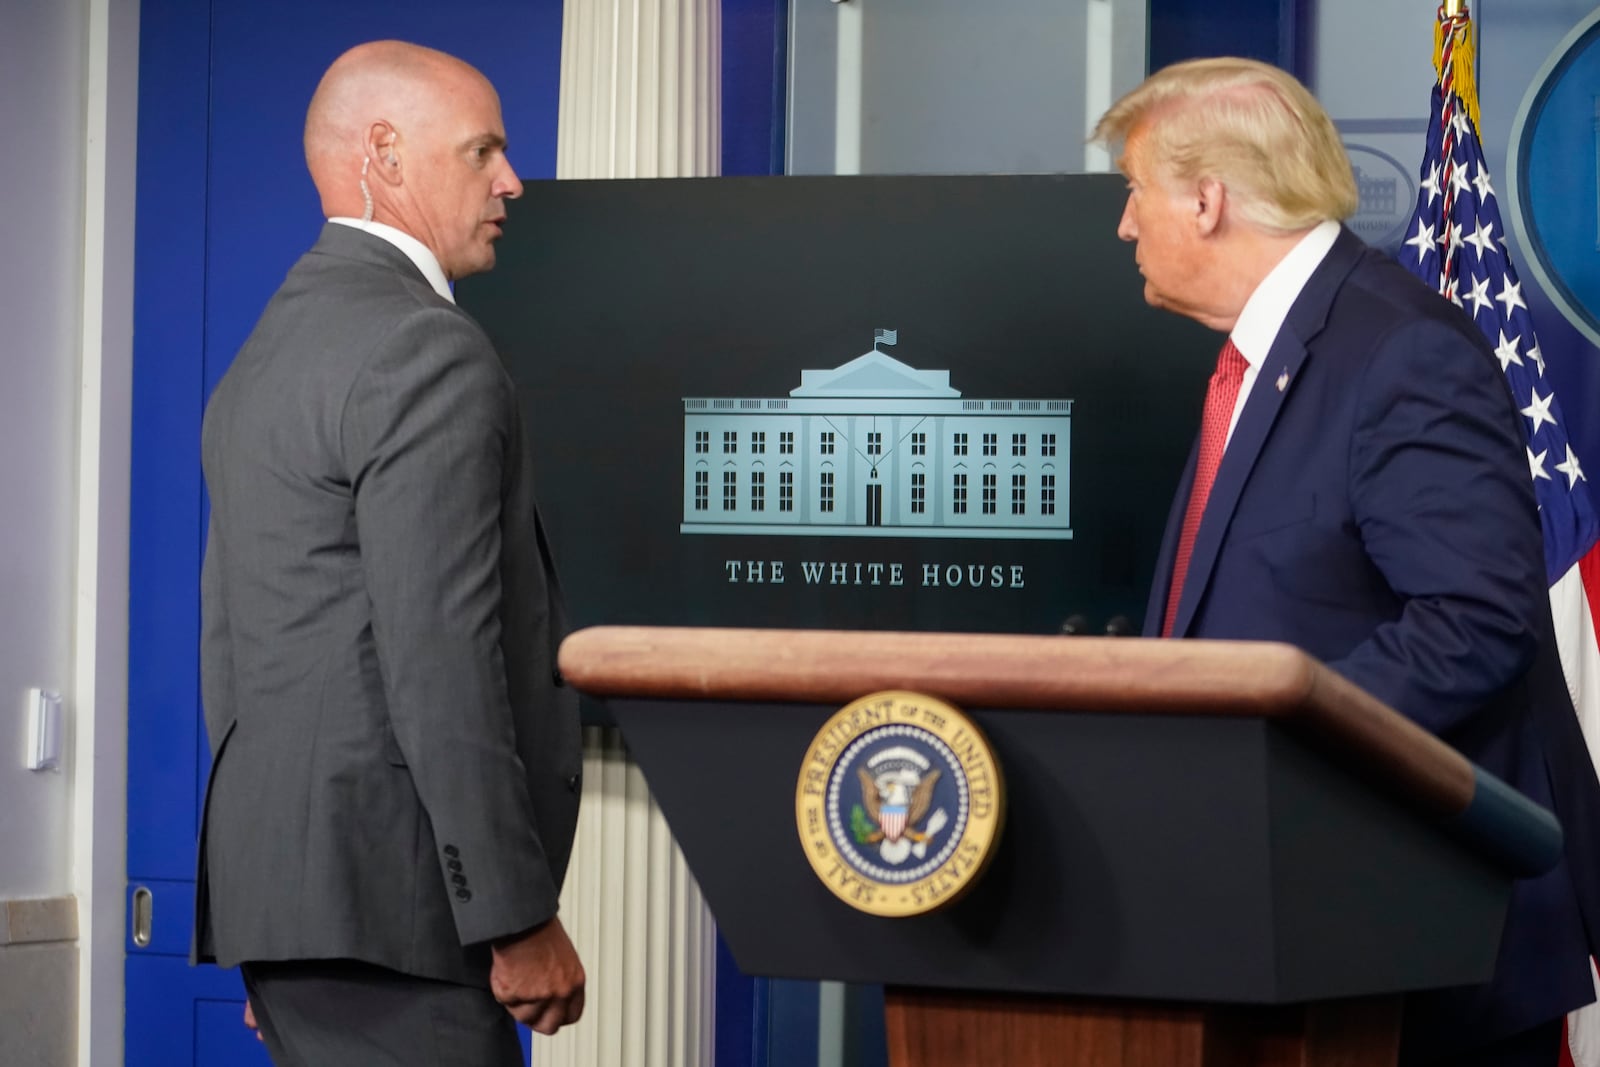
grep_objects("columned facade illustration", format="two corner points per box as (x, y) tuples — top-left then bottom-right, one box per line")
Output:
(684, 344), (1073, 540)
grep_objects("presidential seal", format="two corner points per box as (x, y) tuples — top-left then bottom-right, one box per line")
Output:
(795, 690), (1004, 917)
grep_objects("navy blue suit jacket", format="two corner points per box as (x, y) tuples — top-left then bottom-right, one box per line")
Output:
(1144, 226), (1600, 1056)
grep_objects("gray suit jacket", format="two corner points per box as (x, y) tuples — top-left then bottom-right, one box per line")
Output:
(193, 223), (582, 988)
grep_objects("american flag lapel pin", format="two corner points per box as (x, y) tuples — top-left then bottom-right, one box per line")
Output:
(1276, 369), (1289, 392)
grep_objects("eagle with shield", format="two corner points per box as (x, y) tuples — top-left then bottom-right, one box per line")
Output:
(850, 745), (949, 864)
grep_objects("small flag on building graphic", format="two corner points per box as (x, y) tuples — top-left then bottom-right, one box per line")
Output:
(874, 328), (898, 348)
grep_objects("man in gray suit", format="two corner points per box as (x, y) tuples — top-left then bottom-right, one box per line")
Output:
(193, 40), (585, 1064)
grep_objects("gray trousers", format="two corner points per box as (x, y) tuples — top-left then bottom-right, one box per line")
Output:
(241, 960), (524, 1067)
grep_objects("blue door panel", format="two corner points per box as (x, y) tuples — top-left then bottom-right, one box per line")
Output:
(722, 0), (790, 176)
(201, 0), (568, 390)
(1149, 0), (1307, 77)
(127, 0), (210, 885)
(195, 997), (276, 1066)
(126, 956), (270, 1067)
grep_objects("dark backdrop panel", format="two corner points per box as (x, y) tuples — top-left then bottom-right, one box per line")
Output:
(1149, 0), (1308, 80)
(462, 174), (1218, 638)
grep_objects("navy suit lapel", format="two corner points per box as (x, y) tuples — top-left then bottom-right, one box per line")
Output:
(1167, 227), (1368, 638)
(1168, 337), (1311, 637)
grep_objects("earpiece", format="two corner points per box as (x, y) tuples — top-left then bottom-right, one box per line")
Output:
(359, 159), (374, 224)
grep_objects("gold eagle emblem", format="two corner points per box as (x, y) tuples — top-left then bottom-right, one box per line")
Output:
(858, 766), (941, 843)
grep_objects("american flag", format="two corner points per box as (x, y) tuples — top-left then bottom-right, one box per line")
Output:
(1397, 7), (1600, 1064)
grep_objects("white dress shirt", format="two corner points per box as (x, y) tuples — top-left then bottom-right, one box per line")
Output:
(328, 217), (454, 304)
(1224, 219), (1341, 444)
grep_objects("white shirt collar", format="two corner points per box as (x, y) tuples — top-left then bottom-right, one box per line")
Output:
(328, 218), (454, 304)
(1229, 220), (1340, 370)
(1218, 220), (1340, 446)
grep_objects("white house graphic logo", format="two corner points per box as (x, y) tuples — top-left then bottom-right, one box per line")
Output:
(681, 330), (1073, 540)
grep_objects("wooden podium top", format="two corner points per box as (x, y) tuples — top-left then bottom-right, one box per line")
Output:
(559, 625), (1472, 816)
(560, 625), (1562, 880)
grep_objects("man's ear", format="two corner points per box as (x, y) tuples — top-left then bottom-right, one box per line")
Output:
(1195, 177), (1226, 237)
(364, 122), (401, 186)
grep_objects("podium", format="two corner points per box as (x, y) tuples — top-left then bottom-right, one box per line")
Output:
(557, 626), (1562, 1067)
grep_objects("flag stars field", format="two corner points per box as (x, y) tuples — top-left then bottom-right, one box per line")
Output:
(1530, 447), (1553, 483)
(1421, 163), (1443, 204)
(1558, 446), (1588, 490)
(1406, 219), (1437, 263)
(1464, 219), (1497, 259)
(1495, 329), (1525, 371)
(1465, 276), (1494, 318)
(1496, 277), (1527, 317)
(1472, 165), (1495, 204)
(1522, 388), (1558, 436)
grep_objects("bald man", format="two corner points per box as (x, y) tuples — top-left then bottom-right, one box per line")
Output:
(192, 41), (585, 1065)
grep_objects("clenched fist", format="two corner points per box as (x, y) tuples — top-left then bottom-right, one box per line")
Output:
(490, 916), (586, 1035)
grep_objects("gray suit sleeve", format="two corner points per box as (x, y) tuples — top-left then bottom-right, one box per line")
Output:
(343, 306), (558, 946)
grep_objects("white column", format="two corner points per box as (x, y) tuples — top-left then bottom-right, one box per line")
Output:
(540, 4), (721, 1065)
(833, 0), (863, 175)
(76, 0), (137, 1063)
(557, 0), (721, 179)
(1083, 0), (1114, 172)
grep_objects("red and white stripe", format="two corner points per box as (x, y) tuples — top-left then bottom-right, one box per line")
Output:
(1563, 546), (1600, 1066)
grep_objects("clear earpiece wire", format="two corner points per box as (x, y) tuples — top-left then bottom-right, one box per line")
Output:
(359, 157), (373, 224)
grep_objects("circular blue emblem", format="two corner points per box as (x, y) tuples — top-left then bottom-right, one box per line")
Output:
(796, 691), (1004, 917)
(1509, 10), (1600, 350)
(826, 723), (970, 884)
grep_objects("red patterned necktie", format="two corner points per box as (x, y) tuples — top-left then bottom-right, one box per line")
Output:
(1162, 339), (1249, 638)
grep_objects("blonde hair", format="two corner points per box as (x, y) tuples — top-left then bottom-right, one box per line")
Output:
(1093, 57), (1358, 233)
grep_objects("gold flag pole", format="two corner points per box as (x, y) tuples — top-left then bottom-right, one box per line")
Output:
(1433, 0), (1480, 132)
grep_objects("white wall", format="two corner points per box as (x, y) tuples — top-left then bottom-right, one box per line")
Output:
(0, 0), (88, 904)
(1307, 3), (1442, 256)
(1311, 2), (1439, 121)
(0, 2), (135, 1064)
(787, 0), (1147, 176)
(74, 0), (137, 1061)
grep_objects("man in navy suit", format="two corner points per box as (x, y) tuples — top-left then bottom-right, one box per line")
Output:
(1094, 57), (1600, 1065)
